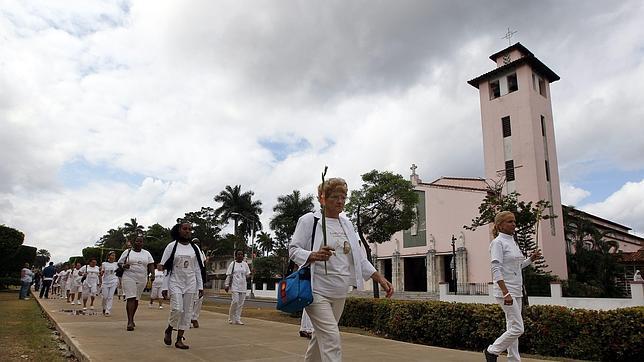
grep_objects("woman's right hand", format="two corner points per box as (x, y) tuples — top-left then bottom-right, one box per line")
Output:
(307, 246), (334, 263)
(123, 263), (130, 269)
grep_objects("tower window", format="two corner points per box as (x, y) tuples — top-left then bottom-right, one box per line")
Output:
(545, 160), (551, 182)
(538, 78), (547, 97)
(540, 115), (546, 136)
(502, 116), (511, 137)
(532, 73), (537, 90)
(505, 160), (515, 181)
(507, 73), (518, 93)
(489, 80), (500, 99)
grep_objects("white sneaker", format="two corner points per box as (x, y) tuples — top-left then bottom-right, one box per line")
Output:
(76, 301), (81, 305)
(83, 307), (87, 311)
(90, 306), (94, 310)
(234, 320), (244, 325)
(159, 305), (163, 309)
(228, 319), (232, 324)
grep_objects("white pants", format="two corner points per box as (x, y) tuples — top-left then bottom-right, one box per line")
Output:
(300, 309), (314, 333)
(228, 291), (246, 322)
(169, 292), (194, 331)
(304, 293), (346, 362)
(192, 293), (203, 320)
(102, 284), (117, 313)
(488, 297), (524, 362)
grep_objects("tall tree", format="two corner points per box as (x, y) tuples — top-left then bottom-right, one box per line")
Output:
(97, 228), (127, 250)
(34, 249), (51, 268)
(214, 185), (263, 248)
(123, 218), (145, 239)
(179, 207), (222, 252)
(345, 170), (418, 298)
(256, 231), (275, 257)
(269, 190), (314, 271)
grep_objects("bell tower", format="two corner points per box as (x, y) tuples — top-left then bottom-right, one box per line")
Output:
(468, 43), (568, 278)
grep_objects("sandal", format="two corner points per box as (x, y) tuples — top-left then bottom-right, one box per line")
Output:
(126, 324), (134, 331)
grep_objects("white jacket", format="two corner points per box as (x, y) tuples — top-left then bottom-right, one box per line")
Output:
(289, 211), (376, 296)
(489, 232), (532, 298)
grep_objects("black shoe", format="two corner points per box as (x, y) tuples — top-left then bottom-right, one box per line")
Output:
(483, 348), (498, 362)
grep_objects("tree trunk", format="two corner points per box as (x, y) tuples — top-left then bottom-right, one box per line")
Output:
(357, 205), (380, 298)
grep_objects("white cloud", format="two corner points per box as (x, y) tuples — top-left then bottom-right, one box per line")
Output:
(582, 180), (644, 236)
(560, 183), (591, 206)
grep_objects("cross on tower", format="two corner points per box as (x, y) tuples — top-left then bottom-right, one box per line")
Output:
(502, 27), (518, 46)
(410, 163), (418, 176)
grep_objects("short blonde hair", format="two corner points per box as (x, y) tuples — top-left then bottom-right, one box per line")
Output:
(493, 211), (515, 237)
(317, 178), (348, 204)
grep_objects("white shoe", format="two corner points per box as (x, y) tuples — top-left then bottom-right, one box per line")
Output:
(83, 307), (87, 311)
(159, 305), (163, 309)
(234, 320), (244, 325)
(105, 312), (111, 317)
(90, 306), (94, 310)
(228, 319), (232, 324)
(76, 301), (81, 305)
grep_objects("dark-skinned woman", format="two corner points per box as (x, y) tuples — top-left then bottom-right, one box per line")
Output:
(161, 222), (206, 350)
(118, 235), (155, 331)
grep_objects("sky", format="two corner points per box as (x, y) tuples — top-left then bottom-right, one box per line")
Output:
(1, 0), (643, 263)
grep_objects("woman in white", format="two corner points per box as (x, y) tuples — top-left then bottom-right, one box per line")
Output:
(69, 262), (83, 305)
(149, 264), (165, 309)
(118, 236), (155, 331)
(161, 223), (205, 349)
(190, 238), (207, 328)
(82, 257), (101, 310)
(484, 211), (541, 362)
(224, 250), (251, 325)
(100, 251), (119, 316)
(290, 177), (394, 362)
(57, 265), (68, 299)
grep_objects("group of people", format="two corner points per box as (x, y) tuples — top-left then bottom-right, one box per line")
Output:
(21, 176), (553, 361)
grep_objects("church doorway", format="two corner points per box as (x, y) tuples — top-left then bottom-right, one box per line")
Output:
(441, 255), (456, 292)
(383, 259), (392, 283)
(403, 257), (427, 292)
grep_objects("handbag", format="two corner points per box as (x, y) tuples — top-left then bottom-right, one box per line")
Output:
(276, 216), (319, 313)
(115, 249), (131, 278)
(80, 266), (88, 283)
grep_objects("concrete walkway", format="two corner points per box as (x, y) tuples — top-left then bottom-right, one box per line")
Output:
(35, 294), (547, 362)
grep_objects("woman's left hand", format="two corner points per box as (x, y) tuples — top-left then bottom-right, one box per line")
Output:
(198, 289), (204, 298)
(373, 274), (394, 298)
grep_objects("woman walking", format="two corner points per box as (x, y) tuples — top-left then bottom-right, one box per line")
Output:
(224, 250), (251, 325)
(161, 222), (206, 349)
(149, 264), (165, 309)
(484, 211), (541, 362)
(69, 262), (83, 305)
(81, 257), (100, 310)
(118, 236), (155, 331)
(19, 263), (34, 300)
(289, 177), (394, 362)
(100, 251), (119, 316)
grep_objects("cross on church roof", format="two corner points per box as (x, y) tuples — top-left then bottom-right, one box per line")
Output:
(502, 27), (518, 46)
(410, 163), (418, 176)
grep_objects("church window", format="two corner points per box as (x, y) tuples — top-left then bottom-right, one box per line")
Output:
(507, 73), (518, 93)
(540, 115), (546, 136)
(505, 160), (515, 181)
(538, 78), (547, 97)
(489, 80), (500, 99)
(545, 160), (551, 182)
(532, 73), (537, 90)
(502, 116), (511, 137)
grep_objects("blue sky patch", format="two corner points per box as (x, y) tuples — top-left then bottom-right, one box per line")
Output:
(574, 167), (644, 205)
(58, 158), (145, 188)
(259, 137), (311, 162)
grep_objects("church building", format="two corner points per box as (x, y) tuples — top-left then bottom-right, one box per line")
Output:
(367, 43), (643, 296)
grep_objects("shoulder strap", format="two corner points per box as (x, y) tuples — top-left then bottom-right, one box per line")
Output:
(163, 242), (179, 274)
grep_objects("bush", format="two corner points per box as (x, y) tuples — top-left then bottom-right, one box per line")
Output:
(339, 298), (643, 361)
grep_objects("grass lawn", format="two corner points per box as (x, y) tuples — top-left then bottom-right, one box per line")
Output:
(0, 289), (73, 362)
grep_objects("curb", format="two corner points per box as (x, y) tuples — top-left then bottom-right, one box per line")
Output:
(34, 295), (92, 362)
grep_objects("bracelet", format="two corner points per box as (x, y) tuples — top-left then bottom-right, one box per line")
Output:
(503, 292), (511, 298)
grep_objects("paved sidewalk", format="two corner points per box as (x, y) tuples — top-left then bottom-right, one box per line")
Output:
(35, 294), (547, 361)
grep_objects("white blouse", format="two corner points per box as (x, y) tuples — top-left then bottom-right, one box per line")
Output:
(489, 232), (532, 298)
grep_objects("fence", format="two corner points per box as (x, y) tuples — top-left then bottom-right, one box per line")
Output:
(448, 282), (489, 295)
(439, 281), (644, 310)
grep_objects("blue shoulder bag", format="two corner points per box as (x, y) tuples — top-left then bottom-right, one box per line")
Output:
(276, 216), (318, 313)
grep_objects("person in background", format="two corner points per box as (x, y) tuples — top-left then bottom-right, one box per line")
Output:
(69, 262), (84, 305)
(161, 222), (206, 349)
(100, 251), (119, 316)
(82, 257), (100, 311)
(33, 269), (42, 292)
(40, 262), (56, 299)
(19, 263), (34, 300)
(118, 236), (155, 331)
(484, 211), (541, 362)
(224, 250), (251, 325)
(190, 238), (207, 328)
(289, 177), (394, 362)
(149, 264), (165, 309)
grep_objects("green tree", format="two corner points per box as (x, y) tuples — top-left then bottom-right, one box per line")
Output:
(34, 249), (51, 268)
(345, 170), (418, 298)
(97, 228), (127, 250)
(256, 231), (275, 257)
(123, 218), (145, 239)
(0, 225), (28, 285)
(179, 207), (221, 252)
(269, 190), (314, 272)
(214, 185), (263, 248)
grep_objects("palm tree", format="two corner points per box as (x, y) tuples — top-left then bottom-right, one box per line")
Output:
(256, 231), (275, 256)
(123, 218), (144, 239)
(36, 249), (51, 260)
(269, 190), (315, 244)
(214, 185), (263, 242)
